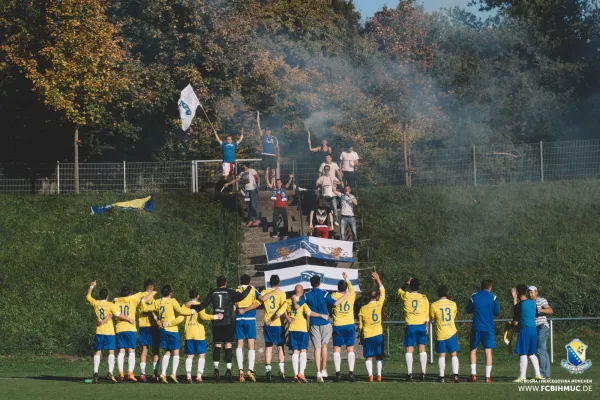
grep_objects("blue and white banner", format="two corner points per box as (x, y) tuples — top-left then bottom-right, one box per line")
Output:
(264, 236), (354, 264)
(264, 265), (360, 293)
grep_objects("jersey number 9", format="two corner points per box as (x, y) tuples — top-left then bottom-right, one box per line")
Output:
(411, 300), (418, 313)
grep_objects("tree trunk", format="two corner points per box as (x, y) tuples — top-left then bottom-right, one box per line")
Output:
(74, 127), (79, 194)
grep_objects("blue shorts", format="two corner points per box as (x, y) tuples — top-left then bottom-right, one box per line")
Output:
(363, 335), (384, 358)
(436, 333), (459, 354)
(116, 332), (136, 349)
(185, 339), (207, 355)
(470, 330), (496, 350)
(234, 319), (256, 340)
(139, 327), (152, 346)
(94, 334), (116, 351)
(515, 327), (537, 355)
(289, 331), (309, 351)
(404, 324), (427, 347)
(263, 326), (283, 346)
(160, 330), (181, 351)
(333, 324), (356, 347)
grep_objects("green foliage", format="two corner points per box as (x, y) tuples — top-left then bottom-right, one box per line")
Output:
(0, 193), (239, 355)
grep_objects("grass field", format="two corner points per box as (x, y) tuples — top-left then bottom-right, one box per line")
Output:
(0, 355), (596, 399)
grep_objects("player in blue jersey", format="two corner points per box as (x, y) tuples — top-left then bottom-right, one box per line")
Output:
(466, 279), (500, 383)
(214, 129), (244, 179)
(512, 284), (543, 382)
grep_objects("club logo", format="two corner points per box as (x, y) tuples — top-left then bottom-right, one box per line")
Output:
(301, 271), (324, 282)
(561, 339), (592, 374)
(179, 100), (192, 116)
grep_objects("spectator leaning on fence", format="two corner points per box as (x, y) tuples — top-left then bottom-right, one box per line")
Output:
(340, 145), (359, 188)
(266, 173), (294, 239)
(333, 185), (358, 242)
(528, 285), (553, 379)
(214, 130), (244, 179)
(223, 164), (261, 227)
(316, 165), (341, 226)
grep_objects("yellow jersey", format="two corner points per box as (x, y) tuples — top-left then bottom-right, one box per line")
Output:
(86, 294), (120, 335)
(398, 288), (429, 325)
(182, 301), (217, 340)
(430, 298), (458, 341)
(359, 286), (386, 339)
(137, 291), (158, 328)
(142, 297), (194, 333)
(114, 293), (143, 333)
(328, 280), (356, 327)
(260, 289), (287, 327)
(287, 299), (311, 332)
(236, 285), (261, 320)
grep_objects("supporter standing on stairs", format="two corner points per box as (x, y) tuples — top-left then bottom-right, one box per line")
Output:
(266, 173), (294, 239)
(223, 164), (261, 227)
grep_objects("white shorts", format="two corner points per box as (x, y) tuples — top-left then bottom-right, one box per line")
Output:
(222, 162), (235, 177)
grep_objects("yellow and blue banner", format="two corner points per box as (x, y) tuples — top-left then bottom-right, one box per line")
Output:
(91, 196), (154, 215)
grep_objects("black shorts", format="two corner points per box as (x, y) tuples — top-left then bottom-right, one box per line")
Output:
(261, 155), (278, 170)
(213, 324), (235, 344)
(151, 325), (161, 354)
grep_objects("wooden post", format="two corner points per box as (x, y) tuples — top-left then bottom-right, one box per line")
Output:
(74, 127), (79, 194)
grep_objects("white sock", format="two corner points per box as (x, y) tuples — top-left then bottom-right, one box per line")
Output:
(470, 363), (476, 375)
(377, 359), (383, 376)
(520, 355), (528, 379)
(419, 352), (427, 374)
(278, 362), (285, 373)
(292, 354), (299, 375)
(248, 350), (256, 371)
(365, 360), (373, 377)
(529, 355), (541, 377)
(438, 357), (446, 377)
(485, 365), (492, 378)
(128, 352), (136, 373)
(117, 353), (125, 373)
(236, 348), (244, 370)
(93, 355), (101, 374)
(405, 353), (413, 374)
(348, 352), (355, 372)
(213, 361), (219, 369)
(226, 362), (232, 370)
(451, 356), (459, 375)
(153, 361), (158, 374)
(172, 355), (179, 375)
(185, 358), (193, 375)
(300, 352), (307, 375)
(197, 358), (205, 376)
(265, 364), (272, 372)
(161, 355), (170, 376)
(333, 352), (341, 372)
(108, 354), (115, 374)
(140, 361), (146, 374)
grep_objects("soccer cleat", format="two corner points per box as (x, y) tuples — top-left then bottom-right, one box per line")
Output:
(92, 373), (99, 384)
(196, 375), (203, 384)
(317, 375), (324, 383)
(225, 369), (233, 382)
(239, 370), (245, 383)
(377, 375), (382, 382)
(321, 370), (328, 378)
(469, 374), (477, 382)
(151, 374), (158, 383)
(107, 373), (118, 384)
(535, 376), (544, 381)
(298, 374), (307, 383)
(159, 374), (168, 384)
(247, 370), (256, 383)
(454, 374), (460, 383)
(118, 372), (125, 382)
(348, 371), (356, 382)
(127, 372), (138, 382)
(334, 371), (341, 382)
(368, 375), (374, 383)
(438, 376), (445, 383)
(266, 371), (272, 383)
(214, 368), (220, 383)
(420, 373), (426, 382)
(406, 374), (413, 382)
(187, 376), (193, 384)
(513, 377), (526, 383)
(485, 377), (492, 383)
(279, 371), (285, 382)
(139, 374), (146, 383)
(294, 374), (300, 384)
(170, 374), (179, 384)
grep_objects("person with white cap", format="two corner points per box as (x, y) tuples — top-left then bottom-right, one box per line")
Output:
(527, 285), (553, 379)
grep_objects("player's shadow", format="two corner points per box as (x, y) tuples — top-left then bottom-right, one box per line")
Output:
(18, 376), (87, 383)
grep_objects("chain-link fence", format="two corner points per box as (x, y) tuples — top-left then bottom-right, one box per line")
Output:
(2, 139), (600, 194)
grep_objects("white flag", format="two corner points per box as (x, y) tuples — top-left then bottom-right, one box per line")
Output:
(178, 84), (200, 131)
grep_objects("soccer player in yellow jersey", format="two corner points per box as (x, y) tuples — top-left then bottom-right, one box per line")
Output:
(142, 285), (196, 384)
(287, 285), (329, 383)
(430, 285), (460, 383)
(358, 272), (385, 382)
(398, 277), (430, 382)
(259, 275), (291, 382)
(86, 281), (134, 384)
(114, 286), (144, 382)
(136, 279), (160, 382)
(234, 274), (262, 382)
(326, 272), (357, 382)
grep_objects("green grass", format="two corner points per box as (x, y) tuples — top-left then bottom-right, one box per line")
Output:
(0, 193), (240, 355)
(0, 355), (596, 399)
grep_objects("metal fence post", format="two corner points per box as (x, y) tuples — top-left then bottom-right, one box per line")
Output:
(473, 145), (477, 186)
(540, 141), (544, 182)
(429, 321), (434, 364)
(123, 161), (127, 193)
(387, 326), (390, 356)
(191, 160), (196, 193)
(550, 319), (554, 364)
(56, 161), (60, 194)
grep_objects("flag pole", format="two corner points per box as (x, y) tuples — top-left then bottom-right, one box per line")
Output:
(199, 102), (218, 134)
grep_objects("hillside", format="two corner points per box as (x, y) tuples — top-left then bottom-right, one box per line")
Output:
(0, 193), (239, 355)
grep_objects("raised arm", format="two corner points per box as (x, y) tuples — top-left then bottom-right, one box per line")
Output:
(284, 173), (294, 189)
(214, 131), (222, 145)
(236, 128), (244, 145)
(86, 281), (97, 305)
(307, 128), (319, 152)
(256, 111), (263, 136)
(343, 272), (355, 295)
